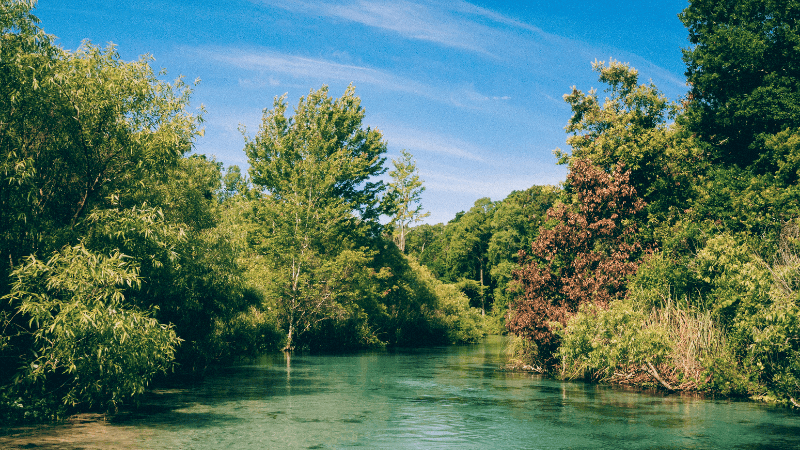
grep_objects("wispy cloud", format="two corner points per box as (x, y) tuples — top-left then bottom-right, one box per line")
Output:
(252, 0), (515, 55)
(448, 84), (512, 109)
(194, 46), (519, 112)
(199, 47), (430, 94)
(195, 47), (450, 102)
(381, 125), (486, 162)
(248, 0), (686, 93)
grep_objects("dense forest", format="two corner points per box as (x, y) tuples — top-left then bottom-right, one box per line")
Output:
(1, 0), (799, 422)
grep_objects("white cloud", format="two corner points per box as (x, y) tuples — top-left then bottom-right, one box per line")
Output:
(381, 125), (486, 162)
(195, 47), (520, 113)
(253, 0), (497, 54)
(197, 47), (443, 98)
(248, 0), (686, 94)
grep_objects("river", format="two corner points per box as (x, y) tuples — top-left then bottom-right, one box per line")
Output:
(1, 336), (798, 449)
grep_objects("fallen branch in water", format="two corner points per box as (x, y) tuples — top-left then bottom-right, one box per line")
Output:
(645, 361), (675, 391)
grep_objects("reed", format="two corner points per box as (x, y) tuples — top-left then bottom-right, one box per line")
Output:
(644, 295), (727, 390)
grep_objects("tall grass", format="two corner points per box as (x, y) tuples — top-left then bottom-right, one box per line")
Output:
(644, 296), (727, 390)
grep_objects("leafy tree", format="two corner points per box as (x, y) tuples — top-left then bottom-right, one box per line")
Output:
(131, 156), (260, 367)
(387, 149), (429, 252)
(680, 0), (800, 170)
(444, 198), (495, 313)
(3, 244), (179, 412)
(405, 222), (448, 276)
(0, 1), (244, 415)
(243, 85), (388, 350)
(219, 164), (249, 202)
(556, 59), (697, 225)
(445, 198), (494, 283)
(506, 159), (646, 367)
(0, 6), (200, 287)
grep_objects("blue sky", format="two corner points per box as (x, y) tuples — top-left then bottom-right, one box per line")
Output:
(35, 0), (690, 224)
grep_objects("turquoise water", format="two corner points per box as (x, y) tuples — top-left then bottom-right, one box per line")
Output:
(2, 336), (799, 449)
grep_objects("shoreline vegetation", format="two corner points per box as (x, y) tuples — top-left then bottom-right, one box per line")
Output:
(2, 0), (799, 423)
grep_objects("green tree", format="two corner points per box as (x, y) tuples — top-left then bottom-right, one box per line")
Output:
(219, 164), (249, 202)
(0, 14), (200, 288)
(556, 59), (697, 225)
(387, 149), (429, 252)
(0, 1), (238, 416)
(243, 85), (388, 351)
(680, 0), (800, 170)
(90, 155), (260, 369)
(3, 244), (179, 412)
(445, 198), (495, 313)
(405, 222), (448, 277)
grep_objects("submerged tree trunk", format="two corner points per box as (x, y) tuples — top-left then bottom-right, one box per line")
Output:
(284, 323), (294, 352)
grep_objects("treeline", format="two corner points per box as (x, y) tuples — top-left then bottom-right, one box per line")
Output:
(0, 1), (483, 421)
(495, 0), (800, 406)
(401, 185), (558, 329)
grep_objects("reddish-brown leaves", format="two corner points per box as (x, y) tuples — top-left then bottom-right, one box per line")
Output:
(506, 159), (646, 366)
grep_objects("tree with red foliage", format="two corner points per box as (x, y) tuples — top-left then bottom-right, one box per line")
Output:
(506, 159), (646, 367)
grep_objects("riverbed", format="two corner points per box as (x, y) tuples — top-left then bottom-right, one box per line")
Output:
(1, 336), (798, 449)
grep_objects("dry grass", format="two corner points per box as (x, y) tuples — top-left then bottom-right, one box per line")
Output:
(645, 298), (727, 390)
(767, 220), (800, 300)
(601, 295), (727, 391)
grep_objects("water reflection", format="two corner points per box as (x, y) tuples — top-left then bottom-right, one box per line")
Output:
(1, 336), (798, 449)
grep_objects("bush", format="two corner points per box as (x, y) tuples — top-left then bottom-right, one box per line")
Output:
(557, 300), (671, 381)
(2, 244), (179, 412)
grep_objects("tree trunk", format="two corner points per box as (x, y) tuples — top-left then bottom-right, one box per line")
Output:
(479, 257), (485, 316)
(399, 223), (406, 253)
(283, 323), (294, 352)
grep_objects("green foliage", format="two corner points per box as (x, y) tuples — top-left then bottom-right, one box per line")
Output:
(626, 251), (696, 310)
(244, 85), (388, 350)
(726, 223), (800, 401)
(403, 186), (558, 329)
(404, 258), (484, 345)
(442, 198), (495, 284)
(2, 244), (179, 411)
(557, 59), (698, 227)
(0, 1), (262, 416)
(237, 85), (486, 351)
(219, 165), (250, 202)
(0, 0), (201, 312)
(244, 84), (387, 229)
(680, 0), (800, 169)
(210, 304), (283, 357)
(558, 301), (671, 381)
(691, 233), (772, 324)
(406, 222), (448, 276)
(387, 149), (429, 253)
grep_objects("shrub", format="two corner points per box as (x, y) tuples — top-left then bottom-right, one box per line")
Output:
(2, 244), (179, 412)
(557, 300), (671, 381)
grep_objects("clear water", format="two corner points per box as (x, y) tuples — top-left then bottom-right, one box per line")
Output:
(2, 336), (799, 449)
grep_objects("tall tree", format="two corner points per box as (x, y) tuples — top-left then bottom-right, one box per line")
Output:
(506, 160), (646, 367)
(243, 85), (388, 350)
(387, 149), (429, 252)
(445, 198), (495, 312)
(680, 0), (800, 170)
(0, 0), (210, 412)
(556, 59), (695, 224)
